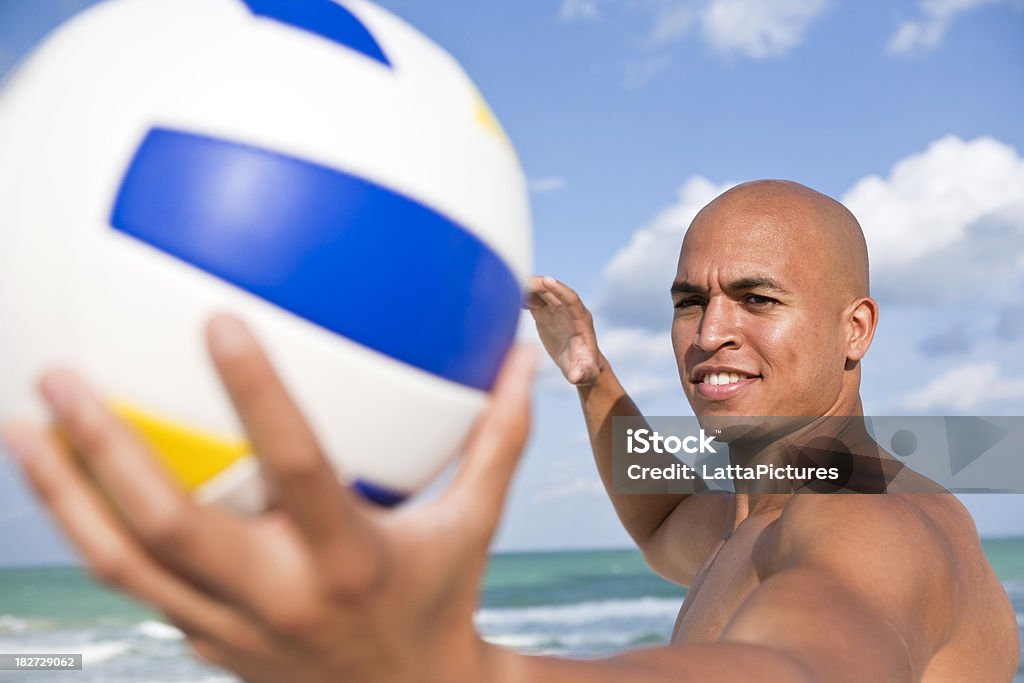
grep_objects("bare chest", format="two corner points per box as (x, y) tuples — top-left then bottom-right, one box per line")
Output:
(671, 521), (775, 643)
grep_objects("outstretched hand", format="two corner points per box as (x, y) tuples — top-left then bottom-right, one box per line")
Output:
(2, 315), (536, 683)
(524, 276), (603, 386)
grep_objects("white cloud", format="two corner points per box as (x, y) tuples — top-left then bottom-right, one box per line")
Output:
(585, 135), (1024, 409)
(869, 202), (1024, 305)
(888, 0), (1005, 54)
(596, 324), (681, 398)
(596, 176), (733, 329)
(650, 3), (699, 44)
(599, 325), (675, 365)
(843, 135), (1024, 271)
(566, 0), (826, 67)
(581, 135), (1024, 413)
(617, 369), (681, 399)
(594, 137), (1024, 322)
(698, 0), (828, 59)
(560, 0), (603, 22)
(897, 362), (1024, 412)
(528, 176), (568, 194)
(648, 0), (828, 58)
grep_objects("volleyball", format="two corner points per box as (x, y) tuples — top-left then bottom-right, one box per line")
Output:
(0, 0), (532, 511)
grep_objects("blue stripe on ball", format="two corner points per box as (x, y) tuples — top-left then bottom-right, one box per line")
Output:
(111, 128), (521, 391)
(353, 479), (407, 507)
(240, 0), (390, 67)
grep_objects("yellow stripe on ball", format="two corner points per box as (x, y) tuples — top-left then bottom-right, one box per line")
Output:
(112, 401), (250, 490)
(473, 88), (511, 148)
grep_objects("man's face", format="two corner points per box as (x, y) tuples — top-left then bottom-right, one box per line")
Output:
(671, 199), (850, 418)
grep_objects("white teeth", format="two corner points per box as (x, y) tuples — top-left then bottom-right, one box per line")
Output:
(701, 372), (749, 385)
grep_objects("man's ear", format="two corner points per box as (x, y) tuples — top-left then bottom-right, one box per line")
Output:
(846, 297), (878, 363)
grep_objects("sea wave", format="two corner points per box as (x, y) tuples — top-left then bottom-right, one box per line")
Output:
(0, 615), (28, 634)
(485, 628), (667, 650)
(81, 640), (132, 665)
(482, 633), (554, 650)
(135, 620), (184, 641)
(475, 597), (681, 628)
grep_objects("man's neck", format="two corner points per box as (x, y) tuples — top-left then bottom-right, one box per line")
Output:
(729, 492), (789, 530)
(725, 406), (879, 526)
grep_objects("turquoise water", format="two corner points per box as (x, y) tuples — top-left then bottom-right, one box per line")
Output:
(986, 537), (1024, 582)
(0, 543), (1021, 682)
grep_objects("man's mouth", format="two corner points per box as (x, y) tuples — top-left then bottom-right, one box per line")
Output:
(699, 371), (756, 386)
(692, 370), (761, 400)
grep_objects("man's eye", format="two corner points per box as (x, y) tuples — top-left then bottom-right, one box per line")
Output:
(674, 298), (704, 309)
(745, 294), (778, 307)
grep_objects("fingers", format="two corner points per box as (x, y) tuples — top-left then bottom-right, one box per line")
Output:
(524, 290), (561, 311)
(206, 315), (384, 592)
(2, 422), (253, 640)
(33, 369), (258, 597)
(525, 276), (590, 318)
(439, 345), (537, 544)
(525, 275), (581, 309)
(37, 369), (189, 523)
(532, 276), (583, 308)
(524, 276), (562, 311)
(538, 276), (581, 305)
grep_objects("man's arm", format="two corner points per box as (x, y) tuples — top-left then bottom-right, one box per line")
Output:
(483, 495), (949, 683)
(485, 564), (919, 683)
(527, 276), (730, 584)
(4, 316), (948, 683)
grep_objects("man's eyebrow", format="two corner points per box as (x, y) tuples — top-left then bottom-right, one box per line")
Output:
(670, 281), (706, 296)
(669, 276), (792, 297)
(727, 276), (792, 295)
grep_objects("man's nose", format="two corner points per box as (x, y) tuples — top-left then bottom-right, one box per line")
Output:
(692, 297), (740, 352)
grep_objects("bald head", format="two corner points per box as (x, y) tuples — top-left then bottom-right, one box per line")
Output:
(687, 180), (869, 301)
(672, 179), (878, 418)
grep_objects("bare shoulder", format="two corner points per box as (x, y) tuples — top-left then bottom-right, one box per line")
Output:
(781, 487), (970, 539)
(766, 491), (1019, 678)
(770, 495), (958, 638)
(771, 492), (972, 587)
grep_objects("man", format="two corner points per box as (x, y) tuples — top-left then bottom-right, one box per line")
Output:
(526, 181), (1019, 680)
(3, 180), (1019, 681)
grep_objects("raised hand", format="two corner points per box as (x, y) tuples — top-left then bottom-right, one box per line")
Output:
(2, 315), (536, 683)
(524, 276), (603, 386)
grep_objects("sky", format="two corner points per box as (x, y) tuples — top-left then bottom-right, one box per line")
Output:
(0, 0), (1023, 564)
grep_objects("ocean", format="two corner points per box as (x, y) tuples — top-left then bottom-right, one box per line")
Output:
(0, 542), (1021, 682)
